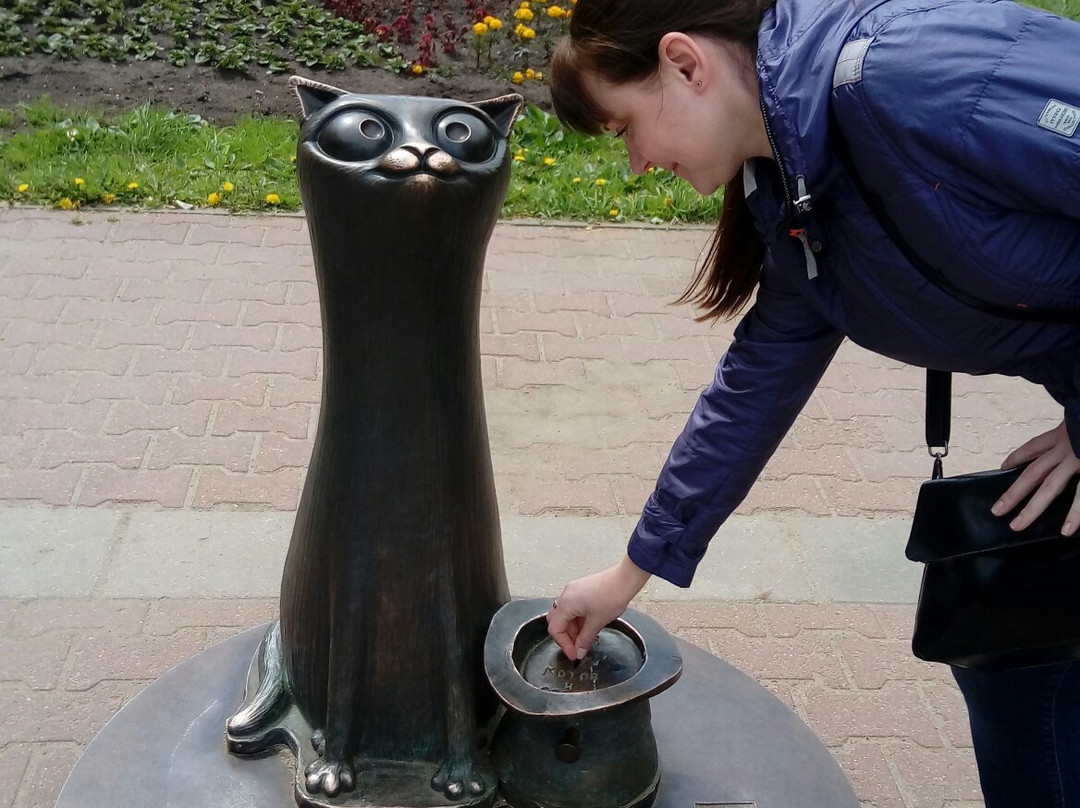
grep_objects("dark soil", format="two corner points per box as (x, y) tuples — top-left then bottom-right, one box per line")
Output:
(0, 55), (551, 125)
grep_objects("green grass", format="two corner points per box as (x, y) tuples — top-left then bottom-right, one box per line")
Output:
(0, 100), (723, 222)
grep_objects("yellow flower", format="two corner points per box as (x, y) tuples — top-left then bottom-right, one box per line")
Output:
(513, 154), (526, 161)
(223, 181), (234, 192)
(290, 155), (297, 163)
(473, 22), (489, 35)
(16, 183), (28, 193)
(74, 177), (85, 187)
(547, 5), (565, 17)
(102, 192), (116, 204)
(609, 209), (619, 217)
(543, 156), (556, 166)
(58, 197), (75, 210)
(664, 197), (674, 206)
(207, 192), (223, 206)
(515, 24), (535, 38)
(525, 68), (536, 80)
(514, 7), (534, 20)
(647, 166), (656, 173)
(484, 16), (503, 29)
(411, 63), (424, 75)
(519, 1), (530, 7)
(511, 71), (525, 84)
(571, 177), (581, 183)
(535, 71), (544, 80)
(594, 178), (607, 186)
(127, 182), (139, 190)
(265, 193), (281, 205)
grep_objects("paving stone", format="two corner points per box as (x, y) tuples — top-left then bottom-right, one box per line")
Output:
(227, 346), (319, 379)
(706, 628), (848, 688)
(69, 373), (171, 405)
(14, 742), (84, 808)
(191, 467), (305, 510)
(919, 679), (974, 749)
(0, 744), (32, 808)
(78, 467), (194, 508)
(10, 600), (147, 638)
(0, 680), (136, 743)
(0, 631), (72, 689)
(64, 627), (208, 690)
(0, 508), (119, 597)
(100, 512), (291, 598)
(145, 598), (277, 635)
(885, 741), (982, 808)
(763, 604), (886, 639)
(796, 680), (944, 748)
(39, 434), (150, 470)
(830, 740), (905, 808)
(146, 433), (256, 472)
(838, 634), (950, 689)
(645, 602), (766, 636)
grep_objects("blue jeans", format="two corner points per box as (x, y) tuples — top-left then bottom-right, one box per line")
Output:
(952, 661), (1080, 806)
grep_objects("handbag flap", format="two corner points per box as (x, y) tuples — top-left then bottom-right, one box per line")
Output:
(907, 465), (1079, 562)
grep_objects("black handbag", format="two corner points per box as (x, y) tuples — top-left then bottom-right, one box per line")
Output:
(907, 453), (1080, 670)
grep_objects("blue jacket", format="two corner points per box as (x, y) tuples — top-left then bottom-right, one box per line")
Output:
(628, 0), (1080, 587)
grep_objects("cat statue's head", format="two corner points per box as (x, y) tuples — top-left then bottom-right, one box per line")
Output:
(290, 77), (522, 219)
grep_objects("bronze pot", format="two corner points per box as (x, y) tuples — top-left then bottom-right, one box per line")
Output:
(484, 599), (682, 808)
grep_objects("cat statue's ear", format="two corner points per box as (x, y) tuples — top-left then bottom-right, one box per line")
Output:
(474, 94), (525, 139)
(289, 76), (351, 121)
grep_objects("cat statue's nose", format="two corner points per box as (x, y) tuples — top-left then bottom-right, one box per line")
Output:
(380, 144), (460, 177)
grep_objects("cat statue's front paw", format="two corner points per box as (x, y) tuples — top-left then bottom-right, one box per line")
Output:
(304, 756), (355, 798)
(431, 756), (488, 800)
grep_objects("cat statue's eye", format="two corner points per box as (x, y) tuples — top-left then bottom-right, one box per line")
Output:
(435, 112), (496, 163)
(318, 110), (395, 162)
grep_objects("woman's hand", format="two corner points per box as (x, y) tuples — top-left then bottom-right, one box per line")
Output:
(993, 420), (1080, 535)
(545, 555), (651, 661)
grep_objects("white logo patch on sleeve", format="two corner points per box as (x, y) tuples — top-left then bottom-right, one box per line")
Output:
(1038, 99), (1079, 137)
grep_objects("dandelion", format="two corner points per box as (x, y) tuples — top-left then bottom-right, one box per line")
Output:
(609, 208), (619, 217)
(17, 183), (28, 193)
(647, 166), (656, 173)
(223, 181), (234, 192)
(543, 156), (556, 166)
(411, 63), (424, 75)
(572, 177), (581, 183)
(74, 177), (85, 187)
(511, 71), (525, 84)
(265, 193), (281, 205)
(127, 182), (139, 190)
(514, 6), (534, 20)
(102, 192), (116, 204)
(290, 155), (297, 163)
(594, 178), (607, 186)
(58, 197), (75, 210)
(473, 21), (489, 35)
(513, 154), (526, 162)
(664, 197), (674, 206)
(207, 192), (223, 206)
(547, 5), (566, 17)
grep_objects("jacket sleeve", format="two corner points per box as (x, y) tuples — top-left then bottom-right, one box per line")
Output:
(627, 269), (843, 587)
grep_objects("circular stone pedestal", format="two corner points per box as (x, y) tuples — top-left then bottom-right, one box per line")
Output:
(55, 624), (858, 808)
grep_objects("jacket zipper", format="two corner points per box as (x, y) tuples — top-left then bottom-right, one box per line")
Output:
(759, 92), (816, 277)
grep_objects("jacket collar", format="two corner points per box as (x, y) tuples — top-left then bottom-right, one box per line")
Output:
(755, 0), (892, 211)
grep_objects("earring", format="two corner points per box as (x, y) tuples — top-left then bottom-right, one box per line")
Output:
(696, 81), (702, 87)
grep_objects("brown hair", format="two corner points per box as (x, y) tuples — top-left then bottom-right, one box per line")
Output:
(551, 0), (772, 321)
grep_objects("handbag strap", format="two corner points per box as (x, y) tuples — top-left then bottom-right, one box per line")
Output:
(925, 369), (951, 480)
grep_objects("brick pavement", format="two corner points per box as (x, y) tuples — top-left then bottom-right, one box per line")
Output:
(0, 207), (1062, 807)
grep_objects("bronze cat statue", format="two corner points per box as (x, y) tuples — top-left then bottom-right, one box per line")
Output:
(226, 77), (522, 808)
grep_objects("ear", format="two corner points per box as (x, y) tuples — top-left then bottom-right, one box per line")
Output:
(289, 76), (350, 120)
(473, 94), (525, 138)
(657, 32), (707, 88)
